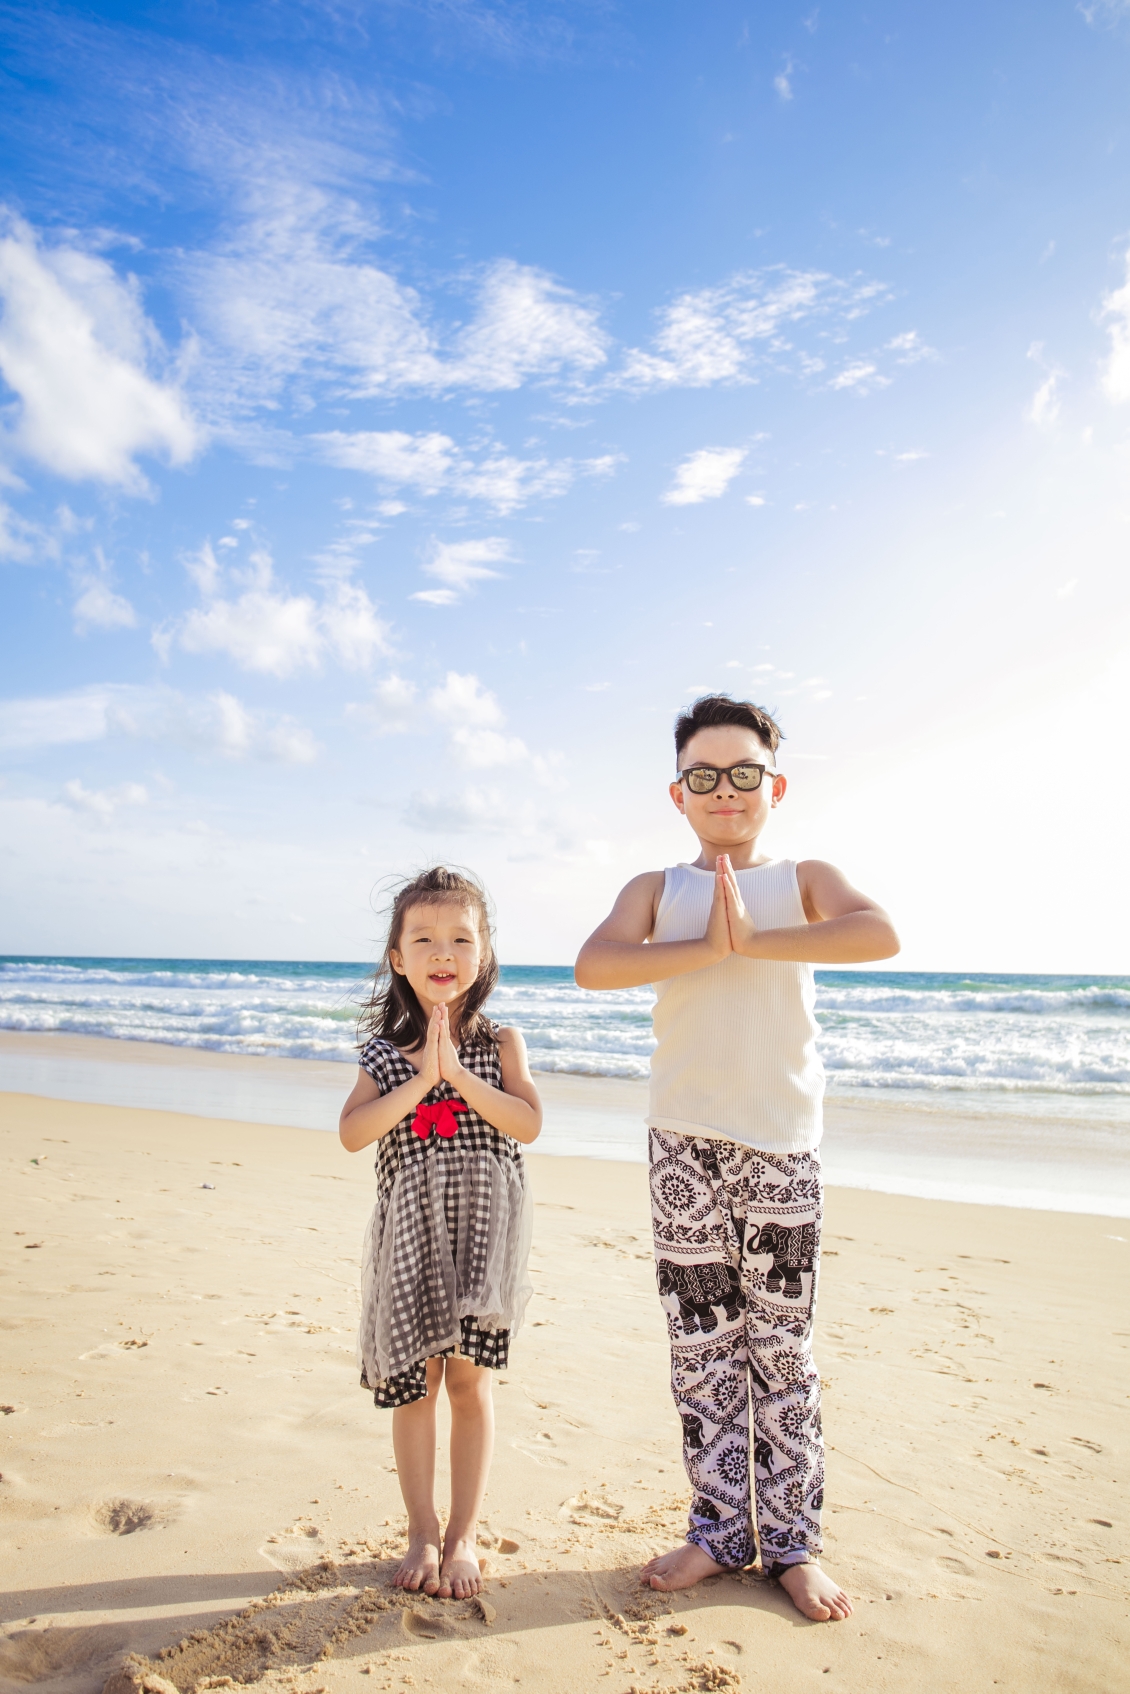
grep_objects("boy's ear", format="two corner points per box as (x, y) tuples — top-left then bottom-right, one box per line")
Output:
(770, 773), (787, 806)
(669, 779), (687, 816)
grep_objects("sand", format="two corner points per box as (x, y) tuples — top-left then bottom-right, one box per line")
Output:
(1, 1089), (1128, 1694)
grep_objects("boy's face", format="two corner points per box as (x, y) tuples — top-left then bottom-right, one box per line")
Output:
(669, 725), (786, 847)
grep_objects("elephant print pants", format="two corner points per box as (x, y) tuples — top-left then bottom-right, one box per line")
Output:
(649, 1127), (824, 1571)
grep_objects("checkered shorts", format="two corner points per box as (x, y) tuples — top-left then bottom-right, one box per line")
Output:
(356, 1033), (532, 1409)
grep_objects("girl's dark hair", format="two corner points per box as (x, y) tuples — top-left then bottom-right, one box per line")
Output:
(674, 693), (784, 765)
(358, 866), (499, 1053)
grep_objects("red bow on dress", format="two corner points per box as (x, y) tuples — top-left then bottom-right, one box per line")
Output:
(411, 1100), (469, 1141)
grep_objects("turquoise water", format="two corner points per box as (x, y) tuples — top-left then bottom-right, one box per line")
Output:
(2, 957), (1128, 1105)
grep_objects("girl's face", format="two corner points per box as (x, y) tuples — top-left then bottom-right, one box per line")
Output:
(389, 900), (484, 1016)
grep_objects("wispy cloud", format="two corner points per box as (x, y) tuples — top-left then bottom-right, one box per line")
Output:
(0, 683), (317, 763)
(0, 212), (197, 490)
(611, 266), (890, 393)
(1100, 252), (1130, 404)
(315, 428), (617, 514)
(662, 447), (747, 506)
(167, 541), (390, 675)
(886, 330), (939, 364)
(1026, 342), (1064, 426)
(412, 537), (511, 605)
(61, 778), (148, 821)
(187, 182), (607, 411)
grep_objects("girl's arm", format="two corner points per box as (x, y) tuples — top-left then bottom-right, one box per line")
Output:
(440, 1012), (543, 1145)
(339, 1018), (441, 1152)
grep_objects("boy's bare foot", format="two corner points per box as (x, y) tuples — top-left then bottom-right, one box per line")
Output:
(437, 1532), (482, 1599)
(778, 1562), (853, 1621)
(393, 1530), (441, 1595)
(641, 1541), (726, 1591)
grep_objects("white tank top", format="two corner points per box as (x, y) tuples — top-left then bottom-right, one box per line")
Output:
(647, 860), (824, 1153)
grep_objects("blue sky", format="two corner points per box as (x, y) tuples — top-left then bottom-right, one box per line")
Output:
(2, 0), (1130, 969)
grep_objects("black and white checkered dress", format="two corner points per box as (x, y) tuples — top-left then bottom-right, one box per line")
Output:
(356, 1030), (533, 1408)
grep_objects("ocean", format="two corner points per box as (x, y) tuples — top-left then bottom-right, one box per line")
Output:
(3, 957), (1129, 1214)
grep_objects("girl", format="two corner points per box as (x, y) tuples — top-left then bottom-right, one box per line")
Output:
(339, 867), (541, 1601)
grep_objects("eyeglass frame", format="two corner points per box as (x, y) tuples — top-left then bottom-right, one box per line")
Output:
(675, 761), (778, 794)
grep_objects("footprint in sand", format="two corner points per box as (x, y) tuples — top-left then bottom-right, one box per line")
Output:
(92, 1498), (176, 1535)
(512, 1435), (567, 1468)
(259, 1525), (330, 1571)
(937, 1556), (974, 1575)
(560, 1491), (624, 1525)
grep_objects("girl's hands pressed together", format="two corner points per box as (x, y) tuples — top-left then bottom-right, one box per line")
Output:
(418, 1004), (443, 1093)
(434, 1003), (465, 1086)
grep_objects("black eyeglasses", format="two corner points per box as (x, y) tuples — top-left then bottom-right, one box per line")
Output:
(677, 762), (776, 794)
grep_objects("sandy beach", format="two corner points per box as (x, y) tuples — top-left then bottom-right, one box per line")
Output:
(2, 1079), (1128, 1694)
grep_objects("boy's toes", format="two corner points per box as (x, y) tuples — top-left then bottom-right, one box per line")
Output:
(778, 1563), (852, 1623)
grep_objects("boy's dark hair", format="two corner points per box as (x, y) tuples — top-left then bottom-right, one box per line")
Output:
(674, 694), (784, 765)
(359, 866), (499, 1052)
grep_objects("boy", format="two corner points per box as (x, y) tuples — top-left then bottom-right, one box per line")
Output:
(575, 694), (899, 1623)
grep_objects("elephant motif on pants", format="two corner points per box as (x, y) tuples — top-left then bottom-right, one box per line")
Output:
(746, 1222), (817, 1299)
(656, 1258), (746, 1334)
(681, 1412), (706, 1451)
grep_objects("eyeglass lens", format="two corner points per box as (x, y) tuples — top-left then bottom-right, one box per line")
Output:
(684, 765), (764, 793)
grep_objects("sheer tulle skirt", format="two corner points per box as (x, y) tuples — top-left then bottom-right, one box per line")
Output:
(357, 1145), (533, 1387)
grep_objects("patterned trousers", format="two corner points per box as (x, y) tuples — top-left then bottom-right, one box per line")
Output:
(649, 1128), (824, 1571)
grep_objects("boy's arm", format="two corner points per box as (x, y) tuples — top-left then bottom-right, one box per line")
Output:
(723, 858), (900, 964)
(574, 868), (732, 990)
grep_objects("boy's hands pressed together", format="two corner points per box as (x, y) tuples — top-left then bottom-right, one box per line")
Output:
(718, 854), (758, 954)
(706, 860), (736, 962)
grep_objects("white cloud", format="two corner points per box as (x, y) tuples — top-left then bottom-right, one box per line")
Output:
(1026, 342), (1064, 427)
(315, 429), (616, 515)
(404, 786), (505, 834)
(0, 683), (316, 763)
(613, 266), (889, 392)
(62, 778), (148, 820)
(352, 670), (531, 768)
(886, 330), (938, 364)
(428, 671), (505, 728)
(774, 58), (795, 100)
(0, 212), (197, 489)
(1100, 252), (1130, 404)
(0, 498), (39, 561)
(427, 670), (529, 767)
(447, 258), (608, 390)
(347, 674), (419, 735)
(828, 360), (889, 393)
(174, 545), (390, 675)
(413, 538), (511, 605)
(72, 568), (137, 634)
(316, 430), (456, 493)
(187, 183), (606, 408)
(662, 447), (746, 506)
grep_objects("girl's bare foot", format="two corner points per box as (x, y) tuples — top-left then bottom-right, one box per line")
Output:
(640, 1541), (725, 1591)
(778, 1562), (853, 1621)
(393, 1529), (442, 1595)
(437, 1532), (482, 1599)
